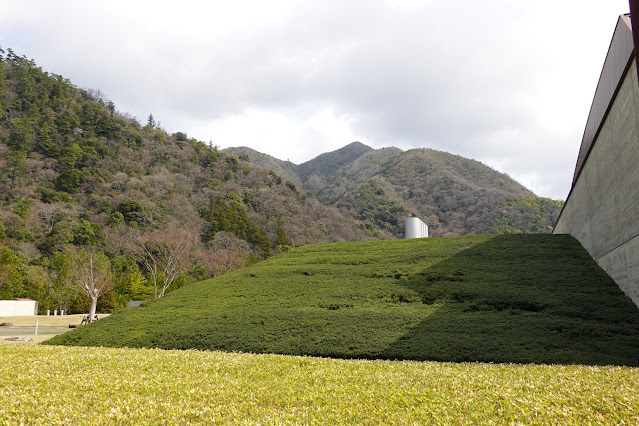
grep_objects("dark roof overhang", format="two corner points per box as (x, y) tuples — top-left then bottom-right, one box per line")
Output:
(553, 12), (636, 232)
(632, 1), (639, 79)
(571, 14), (634, 187)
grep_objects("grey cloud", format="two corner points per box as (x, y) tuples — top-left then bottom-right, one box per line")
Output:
(0, 0), (631, 199)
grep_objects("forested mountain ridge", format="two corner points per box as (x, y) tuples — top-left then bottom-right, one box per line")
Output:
(220, 146), (302, 187)
(0, 47), (370, 313)
(226, 143), (563, 237)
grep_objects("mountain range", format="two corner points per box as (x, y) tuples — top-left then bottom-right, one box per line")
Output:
(0, 46), (561, 310)
(225, 143), (562, 237)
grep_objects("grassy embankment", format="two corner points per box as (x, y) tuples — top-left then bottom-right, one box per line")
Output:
(1, 344), (638, 424)
(47, 234), (639, 366)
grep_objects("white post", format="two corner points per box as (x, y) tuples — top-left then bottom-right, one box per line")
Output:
(35, 319), (38, 336)
(61, 310), (64, 316)
(54, 310), (57, 316)
(47, 310), (50, 316)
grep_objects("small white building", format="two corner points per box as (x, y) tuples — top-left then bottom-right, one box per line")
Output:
(0, 299), (38, 316)
(405, 216), (429, 239)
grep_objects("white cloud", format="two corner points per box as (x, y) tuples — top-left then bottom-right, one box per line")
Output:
(204, 105), (361, 163)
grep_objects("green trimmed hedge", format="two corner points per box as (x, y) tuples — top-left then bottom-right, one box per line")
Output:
(46, 234), (639, 366)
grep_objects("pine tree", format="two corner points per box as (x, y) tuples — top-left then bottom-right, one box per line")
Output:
(276, 218), (292, 247)
(146, 113), (156, 130)
(126, 267), (151, 299)
(0, 55), (6, 120)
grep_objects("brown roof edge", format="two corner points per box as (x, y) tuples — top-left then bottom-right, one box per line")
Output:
(571, 14), (633, 187)
(630, 1), (639, 82)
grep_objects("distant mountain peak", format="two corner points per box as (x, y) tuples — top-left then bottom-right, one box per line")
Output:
(298, 141), (374, 179)
(342, 141), (371, 150)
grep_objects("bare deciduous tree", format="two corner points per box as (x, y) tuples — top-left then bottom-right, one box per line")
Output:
(133, 226), (197, 298)
(210, 250), (246, 277)
(42, 201), (79, 229)
(194, 248), (246, 278)
(71, 248), (112, 322)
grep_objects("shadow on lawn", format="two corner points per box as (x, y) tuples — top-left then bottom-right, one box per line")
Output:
(380, 234), (639, 366)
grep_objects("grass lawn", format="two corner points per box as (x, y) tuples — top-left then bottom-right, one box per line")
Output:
(1, 345), (637, 424)
(47, 234), (639, 365)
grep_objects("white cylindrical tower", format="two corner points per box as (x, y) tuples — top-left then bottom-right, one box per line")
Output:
(405, 216), (428, 239)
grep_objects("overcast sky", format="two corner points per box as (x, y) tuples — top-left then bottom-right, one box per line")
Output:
(0, 0), (632, 199)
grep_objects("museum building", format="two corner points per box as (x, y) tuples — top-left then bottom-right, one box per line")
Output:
(554, 11), (639, 307)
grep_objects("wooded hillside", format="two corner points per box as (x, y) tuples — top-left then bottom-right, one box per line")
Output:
(0, 47), (368, 314)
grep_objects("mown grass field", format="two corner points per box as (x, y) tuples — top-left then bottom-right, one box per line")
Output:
(47, 234), (639, 365)
(1, 344), (638, 424)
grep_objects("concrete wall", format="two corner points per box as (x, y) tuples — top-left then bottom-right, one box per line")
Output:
(554, 60), (639, 306)
(0, 300), (38, 316)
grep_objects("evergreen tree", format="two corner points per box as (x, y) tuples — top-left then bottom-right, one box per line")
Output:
(276, 218), (292, 247)
(106, 100), (115, 117)
(3, 150), (28, 191)
(146, 113), (156, 130)
(8, 115), (34, 152)
(36, 119), (56, 156)
(248, 225), (272, 256)
(126, 267), (151, 299)
(0, 55), (6, 119)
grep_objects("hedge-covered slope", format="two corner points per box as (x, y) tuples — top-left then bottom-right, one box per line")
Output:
(46, 234), (639, 366)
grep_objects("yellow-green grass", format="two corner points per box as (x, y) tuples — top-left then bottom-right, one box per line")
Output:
(47, 234), (639, 366)
(0, 345), (637, 424)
